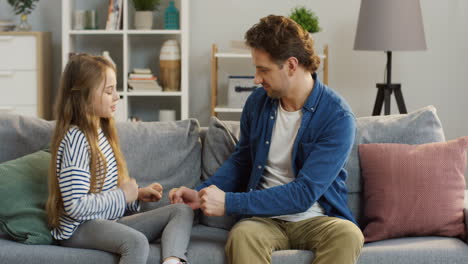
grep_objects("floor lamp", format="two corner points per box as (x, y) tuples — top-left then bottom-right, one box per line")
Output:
(354, 0), (426, 115)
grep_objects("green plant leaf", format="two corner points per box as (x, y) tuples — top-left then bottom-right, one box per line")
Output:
(132, 0), (161, 11)
(7, 0), (39, 15)
(289, 6), (321, 33)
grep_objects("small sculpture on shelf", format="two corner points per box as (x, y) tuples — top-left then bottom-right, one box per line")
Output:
(159, 40), (181, 91)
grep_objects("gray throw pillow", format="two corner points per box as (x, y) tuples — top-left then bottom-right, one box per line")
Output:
(200, 117), (240, 230)
(202, 117), (240, 181)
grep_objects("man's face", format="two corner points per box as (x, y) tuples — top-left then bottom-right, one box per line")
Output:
(251, 48), (291, 99)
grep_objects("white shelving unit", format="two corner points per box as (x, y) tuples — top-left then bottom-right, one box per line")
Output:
(211, 44), (328, 118)
(62, 0), (189, 122)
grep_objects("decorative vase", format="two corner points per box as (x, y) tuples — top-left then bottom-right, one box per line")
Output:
(164, 0), (179, 30)
(134, 11), (153, 30)
(159, 40), (181, 91)
(102, 51), (116, 68)
(17, 14), (32, 31)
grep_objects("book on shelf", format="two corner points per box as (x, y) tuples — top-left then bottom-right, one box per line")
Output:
(106, 0), (123, 30)
(129, 73), (155, 79)
(133, 68), (152, 74)
(129, 77), (158, 81)
(128, 80), (163, 92)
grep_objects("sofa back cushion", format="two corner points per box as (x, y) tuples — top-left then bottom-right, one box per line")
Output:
(0, 114), (202, 213)
(117, 119), (201, 211)
(345, 106), (446, 225)
(0, 114), (54, 163)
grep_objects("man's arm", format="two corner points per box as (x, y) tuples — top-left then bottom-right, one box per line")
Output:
(225, 113), (356, 216)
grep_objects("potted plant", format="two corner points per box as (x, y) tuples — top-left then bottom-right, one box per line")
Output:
(132, 0), (161, 30)
(7, 0), (39, 31)
(289, 6), (321, 34)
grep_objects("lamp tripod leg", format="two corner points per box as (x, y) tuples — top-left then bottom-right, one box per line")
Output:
(394, 86), (407, 114)
(372, 86), (385, 116)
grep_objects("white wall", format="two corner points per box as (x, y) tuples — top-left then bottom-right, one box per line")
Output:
(190, 0), (468, 141)
(1, 0), (467, 141)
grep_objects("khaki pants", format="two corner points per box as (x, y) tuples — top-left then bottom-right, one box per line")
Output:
(225, 216), (364, 264)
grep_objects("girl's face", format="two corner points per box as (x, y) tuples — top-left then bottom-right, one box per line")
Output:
(92, 67), (119, 118)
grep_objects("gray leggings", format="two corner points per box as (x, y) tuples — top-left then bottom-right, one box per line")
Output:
(59, 203), (194, 264)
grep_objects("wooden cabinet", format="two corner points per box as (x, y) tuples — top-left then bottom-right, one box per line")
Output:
(0, 32), (51, 119)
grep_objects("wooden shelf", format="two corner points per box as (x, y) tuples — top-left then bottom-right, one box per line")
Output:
(215, 52), (251, 58)
(214, 107), (243, 113)
(127, 91), (182, 96)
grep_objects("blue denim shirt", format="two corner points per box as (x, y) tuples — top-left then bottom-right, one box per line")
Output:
(197, 74), (357, 224)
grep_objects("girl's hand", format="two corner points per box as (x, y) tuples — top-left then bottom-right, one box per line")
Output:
(120, 178), (139, 203)
(138, 182), (163, 202)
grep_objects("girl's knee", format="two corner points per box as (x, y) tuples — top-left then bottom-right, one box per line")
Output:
(171, 203), (194, 218)
(122, 230), (149, 254)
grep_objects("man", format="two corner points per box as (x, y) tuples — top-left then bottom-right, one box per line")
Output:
(170, 15), (364, 264)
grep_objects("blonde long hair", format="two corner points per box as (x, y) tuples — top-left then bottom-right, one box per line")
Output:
(46, 54), (129, 228)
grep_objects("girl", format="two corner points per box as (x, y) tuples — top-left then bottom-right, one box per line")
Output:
(46, 54), (193, 264)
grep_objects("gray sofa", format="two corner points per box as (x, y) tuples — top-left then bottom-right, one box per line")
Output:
(0, 105), (467, 264)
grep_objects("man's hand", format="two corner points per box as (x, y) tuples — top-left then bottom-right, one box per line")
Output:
(199, 185), (226, 216)
(138, 182), (163, 202)
(169, 186), (201, 210)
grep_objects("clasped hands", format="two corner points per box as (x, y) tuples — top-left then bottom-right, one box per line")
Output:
(119, 178), (225, 217)
(169, 185), (226, 216)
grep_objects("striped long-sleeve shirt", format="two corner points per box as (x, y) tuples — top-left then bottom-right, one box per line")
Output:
(51, 126), (140, 240)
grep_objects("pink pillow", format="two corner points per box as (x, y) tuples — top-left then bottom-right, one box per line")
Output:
(359, 137), (468, 243)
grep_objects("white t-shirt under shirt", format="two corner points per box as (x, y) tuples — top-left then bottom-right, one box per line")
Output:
(259, 102), (325, 222)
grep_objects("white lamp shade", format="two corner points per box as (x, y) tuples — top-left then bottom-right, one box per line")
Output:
(354, 0), (427, 51)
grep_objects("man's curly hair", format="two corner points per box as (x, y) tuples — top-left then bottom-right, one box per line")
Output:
(245, 15), (320, 73)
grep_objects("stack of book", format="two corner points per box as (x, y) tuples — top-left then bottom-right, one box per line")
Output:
(128, 68), (162, 92)
(0, 20), (15, 31)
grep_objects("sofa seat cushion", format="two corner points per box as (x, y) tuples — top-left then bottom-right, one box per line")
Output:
(0, 238), (118, 264)
(4, 229), (466, 264)
(0, 224), (316, 264)
(358, 237), (468, 264)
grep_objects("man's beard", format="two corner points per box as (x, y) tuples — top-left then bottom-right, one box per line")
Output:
(267, 90), (282, 99)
